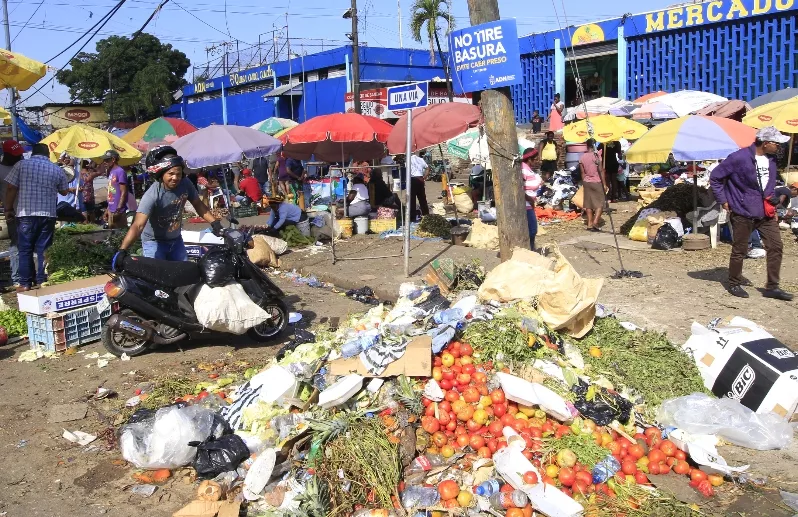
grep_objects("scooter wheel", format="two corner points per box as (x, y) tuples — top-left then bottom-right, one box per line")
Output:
(101, 310), (151, 357)
(247, 299), (288, 342)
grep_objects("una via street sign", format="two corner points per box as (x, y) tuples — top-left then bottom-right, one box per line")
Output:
(386, 81), (429, 111)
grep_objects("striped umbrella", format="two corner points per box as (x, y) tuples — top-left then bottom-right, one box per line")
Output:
(743, 98), (798, 166)
(123, 117), (198, 151)
(251, 117), (298, 135)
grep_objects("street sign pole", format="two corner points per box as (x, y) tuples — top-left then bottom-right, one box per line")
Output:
(404, 109), (413, 277)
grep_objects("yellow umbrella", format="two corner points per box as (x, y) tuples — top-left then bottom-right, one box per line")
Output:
(743, 99), (798, 167)
(563, 114), (648, 143)
(0, 107), (11, 125)
(40, 124), (142, 166)
(0, 49), (47, 91)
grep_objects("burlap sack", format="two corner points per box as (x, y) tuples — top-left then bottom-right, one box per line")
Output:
(247, 235), (278, 267)
(463, 220), (499, 251)
(454, 192), (474, 213)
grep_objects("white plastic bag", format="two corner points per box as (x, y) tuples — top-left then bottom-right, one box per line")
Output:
(119, 405), (221, 469)
(194, 283), (272, 334)
(261, 235), (289, 255)
(657, 393), (793, 450)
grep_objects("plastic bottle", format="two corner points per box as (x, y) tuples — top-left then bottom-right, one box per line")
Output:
(433, 308), (464, 325)
(406, 454), (445, 473)
(489, 490), (528, 510)
(400, 486), (440, 508)
(592, 455), (622, 484)
(473, 478), (502, 497)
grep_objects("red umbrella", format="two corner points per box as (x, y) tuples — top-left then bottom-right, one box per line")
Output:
(387, 103), (482, 154)
(281, 113), (394, 162)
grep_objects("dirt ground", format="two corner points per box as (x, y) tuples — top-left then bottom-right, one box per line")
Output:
(2, 186), (798, 516)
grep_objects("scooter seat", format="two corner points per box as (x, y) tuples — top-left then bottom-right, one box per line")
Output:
(121, 256), (201, 287)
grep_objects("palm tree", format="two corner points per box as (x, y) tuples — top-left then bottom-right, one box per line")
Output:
(409, 0), (454, 100)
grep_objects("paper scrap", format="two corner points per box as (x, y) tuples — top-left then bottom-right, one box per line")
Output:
(131, 484), (157, 497)
(62, 429), (97, 446)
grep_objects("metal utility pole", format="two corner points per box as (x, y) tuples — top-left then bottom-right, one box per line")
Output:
(350, 0), (362, 114)
(397, 0), (403, 48)
(433, 29), (454, 102)
(465, 0), (530, 259)
(108, 68), (114, 126)
(2, 0), (19, 141)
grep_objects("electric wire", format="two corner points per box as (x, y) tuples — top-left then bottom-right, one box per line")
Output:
(10, 0), (46, 44)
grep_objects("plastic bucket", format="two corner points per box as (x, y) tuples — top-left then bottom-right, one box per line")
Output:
(567, 143), (589, 153)
(296, 218), (311, 237)
(451, 225), (469, 246)
(392, 178), (401, 192)
(338, 218), (353, 238)
(353, 216), (369, 235)
(565, 151), (585, 163)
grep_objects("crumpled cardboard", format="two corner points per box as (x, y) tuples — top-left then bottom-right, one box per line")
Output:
(478, 247), (602, 338)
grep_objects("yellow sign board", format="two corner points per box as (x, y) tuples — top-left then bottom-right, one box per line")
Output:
(644, 0), (795, 33)
(43, 104), (109, 129)
(571, 24), (605, 46)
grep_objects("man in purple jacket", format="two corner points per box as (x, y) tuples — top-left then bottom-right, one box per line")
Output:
(710, 126), (792, 301)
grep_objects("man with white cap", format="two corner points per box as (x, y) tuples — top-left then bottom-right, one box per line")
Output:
(710, 126), (792, 301)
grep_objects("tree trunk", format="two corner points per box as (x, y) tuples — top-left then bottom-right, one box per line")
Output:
(465, 0), (530, 260)
(433, 26), (454, 102)
(428, 25), (436, 66)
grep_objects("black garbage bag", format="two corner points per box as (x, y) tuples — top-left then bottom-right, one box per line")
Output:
(189, 434), (251, 477)
(571, 380), (633, 426)
(276, 329), (316, 361)
(199, 247), (237, 287)
(652, 222), (682, 251)
(346, 286), (379, 305)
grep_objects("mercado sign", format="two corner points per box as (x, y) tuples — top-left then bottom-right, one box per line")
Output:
(187, 64), (275, 95)
(642, 0), (795, 33)
(448, 19), (523, 95)
(344, 87), (471, 119)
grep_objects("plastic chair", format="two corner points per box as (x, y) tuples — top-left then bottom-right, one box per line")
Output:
(208, 189), (226, 210)
(710, 208), (731, 249)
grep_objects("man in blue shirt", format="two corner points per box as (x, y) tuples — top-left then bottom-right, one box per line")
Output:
(266, 195), (306, 235)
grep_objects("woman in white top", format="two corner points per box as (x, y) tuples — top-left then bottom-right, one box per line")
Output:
(347, 174), (371, 217)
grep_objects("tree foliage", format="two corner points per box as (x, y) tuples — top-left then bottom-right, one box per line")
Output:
(56, 33), (189, 122)
(409, 0), (455, 65)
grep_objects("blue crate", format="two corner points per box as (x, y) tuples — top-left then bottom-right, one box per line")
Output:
(27, 303), (112, 353)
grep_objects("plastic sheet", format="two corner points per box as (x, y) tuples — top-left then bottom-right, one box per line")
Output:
(657, 394), (793, 450)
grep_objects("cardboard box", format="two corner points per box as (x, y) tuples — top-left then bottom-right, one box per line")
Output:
(17, 275), (109, 315)
(684, 316), (798, 419)
(329, 335), (432, 377)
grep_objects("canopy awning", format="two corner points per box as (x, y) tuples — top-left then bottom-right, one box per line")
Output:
(263, 83), (304, 98)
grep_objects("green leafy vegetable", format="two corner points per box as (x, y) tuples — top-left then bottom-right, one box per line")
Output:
(0, 309), (28, 337)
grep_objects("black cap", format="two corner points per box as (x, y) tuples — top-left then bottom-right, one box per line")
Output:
(101, 149), (121, 161)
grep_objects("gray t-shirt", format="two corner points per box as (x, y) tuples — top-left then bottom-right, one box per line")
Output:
(137, 178), (199, 242)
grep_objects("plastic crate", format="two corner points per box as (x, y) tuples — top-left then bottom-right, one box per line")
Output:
(27, 303), (112, 353)
(231, 205), (259, 218)
(368, 218), (397, 233)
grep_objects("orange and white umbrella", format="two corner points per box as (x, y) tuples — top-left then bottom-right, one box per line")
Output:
(40, 124), (142, 165)
(0, 49), (47, 91)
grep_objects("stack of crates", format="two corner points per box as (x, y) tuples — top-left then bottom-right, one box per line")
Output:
(26, 304), (112, 353)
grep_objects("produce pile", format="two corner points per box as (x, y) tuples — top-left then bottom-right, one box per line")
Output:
(620, 183), (710, 235)
(0, 308), (27, 337)
(45, 227), (128, 284)
(417, 214), (452, 239)
(111, 277), (743, 517)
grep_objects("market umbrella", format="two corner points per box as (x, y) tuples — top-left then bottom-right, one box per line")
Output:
(251, 117), (298, 135)
(446, 128), (480, 160)
(387, 103), (482, 154)
(742, 98), (798, 166)
(631, 102), (678, 121)
(654, 90), (728, 117)
(280, 113), (393, 162)
(123, 117), (198, 151)
(694, 100), (751, 121)
(0, 48), (46, 91)
(625, 115), (756, 229)
(469, 134), (536, 170)
(40, 124), (142, 166)
(564, 97), (636, 122)
(749, 87), (798, 109)
(172, 125), (282, 168)
(562, 115), (648, 143)
(0, 107), (11, 125)
(633, 91), (667, 104)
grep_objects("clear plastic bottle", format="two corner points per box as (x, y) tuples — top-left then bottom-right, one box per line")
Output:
(433, 308), (464, 325)
(489, 490), (528, 510)
(592, 455), (622, 484)
(400, 486), (440, 508)
(473, 478), (502, 497)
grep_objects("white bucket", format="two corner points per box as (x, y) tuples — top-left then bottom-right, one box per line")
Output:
(353, 216), (369, 235)
(392, 178), (401, 191)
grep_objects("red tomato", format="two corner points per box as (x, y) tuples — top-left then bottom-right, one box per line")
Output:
(421, 416), (439, 434)
(522, 471), (539, 485)
(572, 480), (590, 495)
(492, 403), (507, 418)
(432, 431), (448, 448)
(490, 390), (506, 404)
(635, 471), (648, 485)
(477, 446), (492, 459)
(460, 343), (473, 356)
(574, 471), (593, 487)
(439, 379), (454, 391)
(659, 440), (677, 457)
(528, 427), (543, 439)
(559, 486), (572, 497)
(511, 418), (528, 432)
(462, 386), (480, 403)
(673, 460), (690, 475)
(456, 434), (469, 448)
(438, 410), (450, 426)
(507, 404), (518, 416)
(441, 368), (455, 380)
(466, 419), (482, 433)
(455, 426), (468, 436)
(472, 371), (487, 384)
(456, 373), (471, 386)
(648, 450), (666, 465)
(627, 444), (645, 460)
(690, 469), (708, 483)
(558, 467), (576, 487)
(621, 461), (637, 475)
(446, 420), (457, 432)
(644, 427), (661, 442)
(487, 439), (499, 453)
(648, 462), (660, 475)
(437, 480), (459, 500)
(606, 441), (621, 456)
(659, 463), (672, 475)
(555, 426), (572, 439)
(425, 404), (436, 417)
(522, 449), (534, 460)
(462, 364), (476, 375)
(433, 356), (442, 367)
(674, 449), (687, 461)
(488, 421), (504, 436)
(469, 434), (485, 450)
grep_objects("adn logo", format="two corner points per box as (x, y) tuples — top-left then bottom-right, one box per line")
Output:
(64, 108), (91, 121)
(767, 347), (795, 359)
(727, 364), (755, 400)
(78, 141), (99, 150)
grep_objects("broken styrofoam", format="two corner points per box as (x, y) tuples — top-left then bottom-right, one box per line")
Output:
(318, 374), (363, 409)
(496, 372), (574, 421)
(243, 448), (277, 500)
(62, 429), (97, 446)
(423, 379), (444, 402)
(252, 366), (297, 405)
(667, 429), (749, 476)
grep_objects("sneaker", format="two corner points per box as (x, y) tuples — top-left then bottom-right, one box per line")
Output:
(746, 247), (766, 259)
(763, 288), (794, 301)
(779, 221), (790, 230)
(728, 285), (749, 298)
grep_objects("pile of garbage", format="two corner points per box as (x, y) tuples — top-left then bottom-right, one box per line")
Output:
(114, 246), (795, 517)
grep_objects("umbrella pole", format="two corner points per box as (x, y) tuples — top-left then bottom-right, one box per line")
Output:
(693, 161), (699, 235)
(597, 142), (632, 276)
(788, 134), (794, 170)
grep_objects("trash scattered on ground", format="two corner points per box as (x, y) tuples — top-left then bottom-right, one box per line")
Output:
(130, 484), (158, 497)
(63, 429), (97, 446)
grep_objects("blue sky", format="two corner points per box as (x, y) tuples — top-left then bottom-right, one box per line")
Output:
(5, 0), (669, 108)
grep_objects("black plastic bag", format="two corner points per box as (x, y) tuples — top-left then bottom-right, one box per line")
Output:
(652, 222), (682, 250)
(200, 247), (237, 287)
(276, 329), (316, 361)
(189, 434), (251, 477)
(346, 286), (379, 305)
(571, 380), (633, 426)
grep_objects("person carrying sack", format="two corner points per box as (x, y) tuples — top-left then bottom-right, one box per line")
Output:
(709, 126), (792, 301)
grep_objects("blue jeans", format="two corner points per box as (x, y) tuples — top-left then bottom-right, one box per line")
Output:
(526, 209), (538, 250)
(17, 216), (56, 287)
(749, 230), (762, 249)
(142, 238), (188, 261)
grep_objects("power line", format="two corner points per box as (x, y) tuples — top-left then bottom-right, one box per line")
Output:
(171, 0), (251, 45)
(43, 0), (125, 63)
(10, 0), (46, 44)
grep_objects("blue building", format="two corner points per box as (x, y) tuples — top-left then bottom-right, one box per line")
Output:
(512, 0), (798, 123)
(176, 46), (449, 128)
